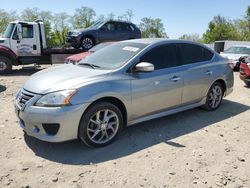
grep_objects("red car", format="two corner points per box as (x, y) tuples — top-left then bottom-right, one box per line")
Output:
(239, 56), (250, 86)
(64, 42), (114, 64)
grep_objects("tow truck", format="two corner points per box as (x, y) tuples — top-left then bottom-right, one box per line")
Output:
(0, 20), (86, 74)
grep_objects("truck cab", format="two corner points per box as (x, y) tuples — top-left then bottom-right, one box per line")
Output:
(0, 20), (85, 74)
(0, 20), (46, 73)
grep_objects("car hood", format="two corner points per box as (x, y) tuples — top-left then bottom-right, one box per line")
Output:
(221, 53), (249, 61)
(70, 28), (94, 34)
(23, 64), (110, 94)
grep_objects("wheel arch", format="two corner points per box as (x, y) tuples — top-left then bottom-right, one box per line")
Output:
(0, 48), (18, 65)
(214, 79), (227, 95)
(78, 96), (128, 137)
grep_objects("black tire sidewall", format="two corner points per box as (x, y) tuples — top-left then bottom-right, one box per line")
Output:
(244, 81), (250, 86)
(0, 56), (12, 74)
(203, 82), (224, 111)
(78, 102), (123, 147)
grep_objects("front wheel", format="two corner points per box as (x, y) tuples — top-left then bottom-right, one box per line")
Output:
(202, 82), (224, 111)
(0, 56), (12, 74)
(81, 37), (94, 50)
(78, 102), (123, 147)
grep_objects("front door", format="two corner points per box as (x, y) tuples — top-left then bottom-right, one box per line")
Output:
(10, 24), (39, 57)
(130, 44), (184, 120)
(98, 22), (119, 42)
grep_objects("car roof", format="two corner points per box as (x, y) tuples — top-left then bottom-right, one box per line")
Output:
(228, 45), (250, 48)
(120, 38), (206, 46)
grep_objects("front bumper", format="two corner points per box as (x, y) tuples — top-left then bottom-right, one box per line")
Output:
(15, 90), (89, 142)
(66, 36), (80, 47)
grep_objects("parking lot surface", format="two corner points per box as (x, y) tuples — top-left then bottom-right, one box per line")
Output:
(0, 66), (249, 188)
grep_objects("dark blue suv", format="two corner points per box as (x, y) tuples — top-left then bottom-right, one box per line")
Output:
(66, 20), (141, 50)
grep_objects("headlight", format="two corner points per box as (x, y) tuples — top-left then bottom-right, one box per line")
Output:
(247, 63), (250, 68)
(35, 90), (77, 107)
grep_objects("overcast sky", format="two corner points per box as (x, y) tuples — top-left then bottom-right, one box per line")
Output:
(1, 0), (249, 38)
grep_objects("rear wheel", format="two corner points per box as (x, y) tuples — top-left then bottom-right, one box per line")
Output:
(0, 56), (12, 74)
(78, 102), (123, 147)
(202, 82), (224, 111)
(244, 81), (250, 86)
(81, 37), (94, 50)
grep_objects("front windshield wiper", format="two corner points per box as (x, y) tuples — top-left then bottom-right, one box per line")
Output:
(79, 63), (100, 69)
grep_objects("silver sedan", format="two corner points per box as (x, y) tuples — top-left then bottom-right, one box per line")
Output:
(15, 39), (234, 147)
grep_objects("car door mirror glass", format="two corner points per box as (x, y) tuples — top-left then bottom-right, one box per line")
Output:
(135, 62), (154, 72)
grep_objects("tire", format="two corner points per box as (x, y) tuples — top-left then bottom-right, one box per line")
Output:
(0, 56), (12, 74)
(244, 81), (250, 86)
(202, 82), (224, 111)
(78, 102), (123, 147)
(81, 37), (94, 50)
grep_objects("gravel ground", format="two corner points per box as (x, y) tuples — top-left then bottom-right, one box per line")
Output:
(0, 65), (249, 188)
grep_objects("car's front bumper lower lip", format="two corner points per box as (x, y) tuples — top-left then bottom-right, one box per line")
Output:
(15, 103), (89, 142)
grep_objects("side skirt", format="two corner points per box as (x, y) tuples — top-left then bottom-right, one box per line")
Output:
(127, 97), (206, 126)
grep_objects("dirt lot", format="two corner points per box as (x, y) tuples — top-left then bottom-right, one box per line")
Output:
(0, 65), (249, 188)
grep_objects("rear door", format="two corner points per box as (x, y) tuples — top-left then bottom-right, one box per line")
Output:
(115, 22), (131, 40)
(178, 43), (214, 105)
(130, 44), (184, 120)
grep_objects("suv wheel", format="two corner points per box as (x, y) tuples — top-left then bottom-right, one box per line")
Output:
(203, 82), (224, 111)
(78, 102), (123, 147)
(0, 56), (12, 74)
(81, 37), (94, 50)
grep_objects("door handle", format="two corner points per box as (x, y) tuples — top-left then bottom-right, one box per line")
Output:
(171, 76), (181, 82)
(33, 45), (37, 50)
(206, 70), (213, 75)
(17, 40), (20, 44)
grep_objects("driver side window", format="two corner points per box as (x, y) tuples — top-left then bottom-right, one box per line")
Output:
(140, 44), (178, 70)
(22, 25), (33, 38)
(101, 22), (115, 31)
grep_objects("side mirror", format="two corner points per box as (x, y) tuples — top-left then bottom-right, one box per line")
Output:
(135, 62), (154, 72)
(17, 24), (22, 40)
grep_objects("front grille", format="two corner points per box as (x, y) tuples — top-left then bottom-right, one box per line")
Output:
(16, 90), (34, 109)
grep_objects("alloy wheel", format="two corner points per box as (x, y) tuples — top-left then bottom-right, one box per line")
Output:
(82, 38), (93, 49)
(87, 109), (119, 144)
(208, 85), (223, 109)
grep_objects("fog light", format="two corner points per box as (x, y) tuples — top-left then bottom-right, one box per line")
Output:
(42, 123), (60, 135)
(32, 126), (40, 133)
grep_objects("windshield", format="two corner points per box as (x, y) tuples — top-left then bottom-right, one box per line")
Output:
(3, 23), (15, 38)
(89, 42), (114, 53)
(88, 20), (105, 29)
(79, 42), (148, 69)
(224, 46), (250, 55)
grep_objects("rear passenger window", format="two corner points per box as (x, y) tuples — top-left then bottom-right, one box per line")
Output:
(140, 44), (178, 70)
(117, 23), (131, 31)
(180, 43), (214, 65)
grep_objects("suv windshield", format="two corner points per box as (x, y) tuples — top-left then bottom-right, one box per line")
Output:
(224, 46), (250, 55)
(3, 23), (15, 38)
(88, 21), (105, 29)
(79, 42), (148, 69)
